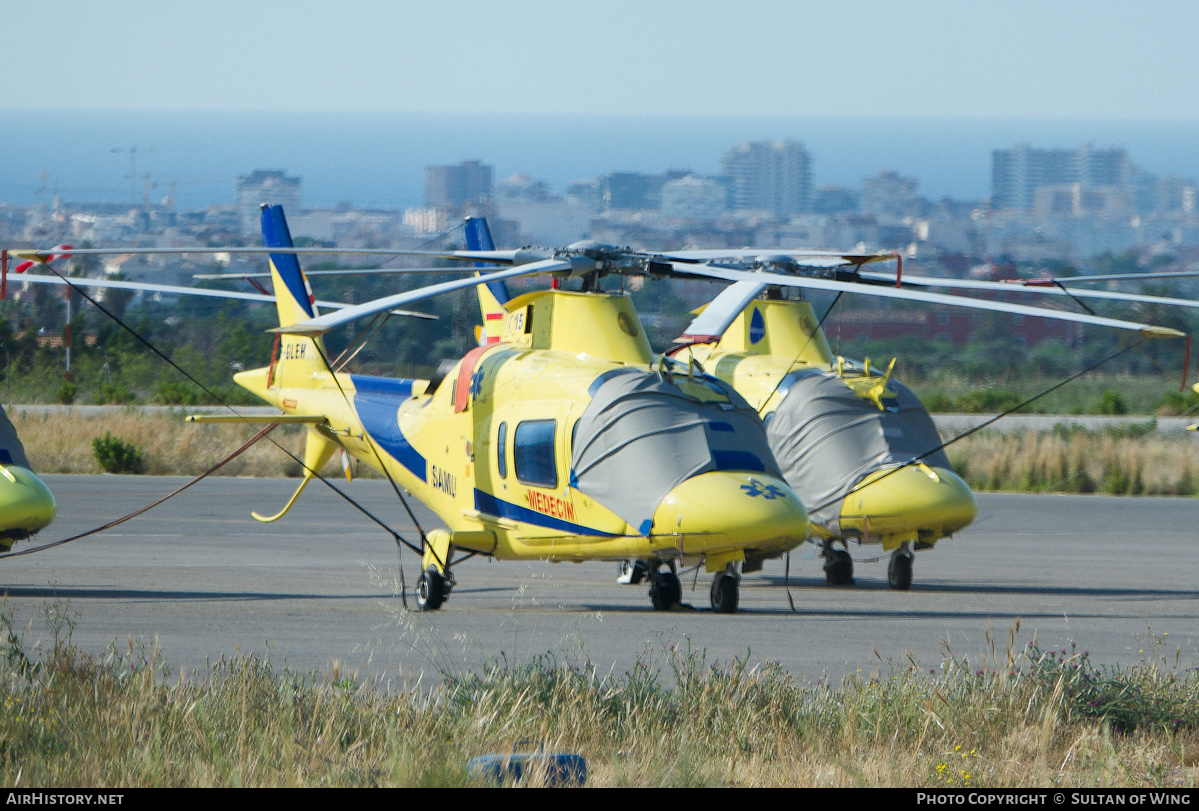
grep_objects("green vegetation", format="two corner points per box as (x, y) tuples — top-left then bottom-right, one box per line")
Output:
(90, 432), (145, 475)
(0, 607), (1195, 787)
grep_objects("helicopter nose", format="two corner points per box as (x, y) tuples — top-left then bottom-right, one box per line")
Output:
(0, 466), (56, 548)
(650, 471), (809, 557)
(840, 464), (976, 541)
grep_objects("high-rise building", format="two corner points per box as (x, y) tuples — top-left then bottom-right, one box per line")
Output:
(991, 144), (1132, 210)
(721, 140), (812, 219)
(659, 175), (728, 220)
(425, 160), (493, 209)
(861, 171), (919, 218)
(236, 170), (302, 236)
(599, 172), (655, 211)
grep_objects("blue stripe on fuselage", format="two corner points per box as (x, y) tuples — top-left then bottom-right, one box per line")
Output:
(351, 374), (416, 398)
(474, 489), (620, 537)
(350, 375), (426, 479)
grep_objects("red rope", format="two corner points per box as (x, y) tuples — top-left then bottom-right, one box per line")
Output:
(1182, 335), (1191, 393)
(0, 424), (277, 560)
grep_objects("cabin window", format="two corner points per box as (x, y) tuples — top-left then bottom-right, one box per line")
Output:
(496, 421), (508, 479)
(514, 419), (558, 488)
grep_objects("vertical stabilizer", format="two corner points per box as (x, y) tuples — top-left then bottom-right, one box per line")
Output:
(466, 216), (509, 344)
(261, 204), (319, 328)
(257, 205), (329, 390)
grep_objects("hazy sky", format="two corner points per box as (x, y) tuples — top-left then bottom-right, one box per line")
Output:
(6, 0), (1198, 119)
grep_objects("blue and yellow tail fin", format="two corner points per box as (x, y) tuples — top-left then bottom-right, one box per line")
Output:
(262, 204), (320, 328)
(251, 205), (329, 390)
(466, 216), (509, 344)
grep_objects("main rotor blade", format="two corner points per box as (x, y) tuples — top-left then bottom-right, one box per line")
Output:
(658, 249), (893, 267)
(9, 246), (489, 260)
(193, 266), (491, 280)
(858, 270), (1199, 310)
(277, 258), (571, 335)
(11, 274), (437, 319)
(670, 263), (1185, 338)
(1012, 270), (1199, 284)
(678, 280), (768, 342)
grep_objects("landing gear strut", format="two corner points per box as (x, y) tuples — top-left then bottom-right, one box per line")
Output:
(648, 562), (681, 611)
(709, 564), (740, 613)
(888, 543), (914, 591)
(823, 542), (854, 586)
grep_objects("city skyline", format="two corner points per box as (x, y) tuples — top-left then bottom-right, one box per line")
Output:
(6, 111), (1199, 212)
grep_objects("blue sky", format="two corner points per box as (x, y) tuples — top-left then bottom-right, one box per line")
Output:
(6, 0), (1198, 119)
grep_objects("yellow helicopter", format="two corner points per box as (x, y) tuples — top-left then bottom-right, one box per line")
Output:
(453, 219), (1185, 590)
(9, 211), (1183, 606)
(667, 286), (975, 589)
(0, 404), (56, 551)
(8, 206), (810, 613)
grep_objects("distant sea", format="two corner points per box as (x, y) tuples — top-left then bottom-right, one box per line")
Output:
(4, 110), (1199, 212)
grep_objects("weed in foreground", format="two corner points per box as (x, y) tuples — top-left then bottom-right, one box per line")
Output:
(1, 603), (1198, 787)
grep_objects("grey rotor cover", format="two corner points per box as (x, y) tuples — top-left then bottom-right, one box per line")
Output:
(766, 369), (949, 533)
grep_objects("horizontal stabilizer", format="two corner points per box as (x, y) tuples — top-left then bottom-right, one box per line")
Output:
(186, 414), (328, 424)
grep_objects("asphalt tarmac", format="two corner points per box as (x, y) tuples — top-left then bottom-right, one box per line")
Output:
(1, 474), (1195, 686)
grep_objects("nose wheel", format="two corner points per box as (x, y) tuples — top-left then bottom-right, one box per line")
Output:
(416, 567), (452, 611)
(709, 565), (740, 613)
(648, 563), (681, 610)
(822, 543), (855, 586)
(617, 559), (648, 585)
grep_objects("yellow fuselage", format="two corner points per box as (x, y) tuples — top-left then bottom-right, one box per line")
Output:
(0, 465), (56, 550)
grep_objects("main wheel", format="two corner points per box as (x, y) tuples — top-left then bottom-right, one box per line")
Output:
(887, 551), (913, 591)
(709, 571), (739, 613)
(823, 548), (854, 586)
(416, 568), (448, 611)
(648, 570), (681, 611)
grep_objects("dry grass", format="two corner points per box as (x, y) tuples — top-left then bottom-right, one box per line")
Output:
(0, 607), (1196, 788)
(12, 410), (1198, 497)
(948, 426), (1199, 495)
(9, 409), (365, 479)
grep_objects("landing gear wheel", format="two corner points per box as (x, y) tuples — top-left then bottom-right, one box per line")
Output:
(823, 547), (854, 586)
(887, 551), (913, 591)
(416, 568), (448, 611)
(648, 568), (681, 611)
(618, 559), (648, 585)
(709, 571), (740, 613)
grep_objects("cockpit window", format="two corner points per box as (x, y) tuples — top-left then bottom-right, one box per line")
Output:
(514, 419), (558, 488)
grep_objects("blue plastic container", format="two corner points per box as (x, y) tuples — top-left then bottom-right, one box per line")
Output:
(468, 743), (587, 786)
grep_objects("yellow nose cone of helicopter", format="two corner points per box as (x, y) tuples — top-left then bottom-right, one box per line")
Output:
(0, 466), (56, 548)
(841, 464), (976, 543)
(650, 471), (809, 559)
